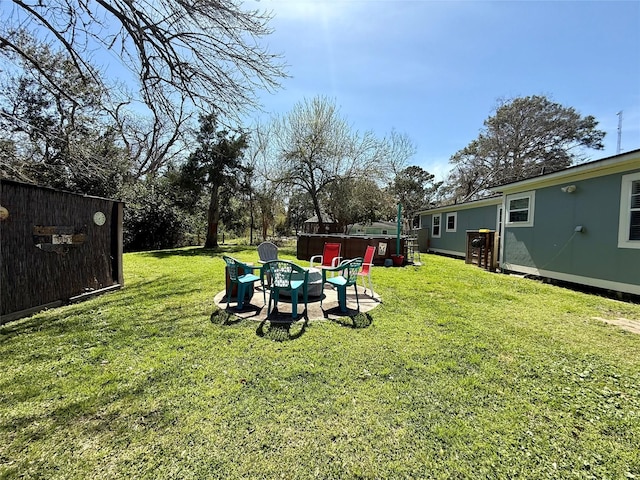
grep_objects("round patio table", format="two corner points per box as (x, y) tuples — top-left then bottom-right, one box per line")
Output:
(306, 268), (323, 297)
(279, 267), (323, 298)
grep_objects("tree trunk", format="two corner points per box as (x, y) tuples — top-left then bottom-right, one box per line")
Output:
(311, 196), (324, 233)
(261, 211), (269, 241)
(205, 184), (220, 248)
(248, 190), (254, 245)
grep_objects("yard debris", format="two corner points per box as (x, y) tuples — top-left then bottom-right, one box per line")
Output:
(592, 317), (640, 335)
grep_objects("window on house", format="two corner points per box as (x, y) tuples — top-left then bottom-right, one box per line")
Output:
(432, 214), (441, 238)
(446, 212), (457, 232)
(618, 172), (640, 248)
(631, 181), (640, 240)
(506, 191), (535, 227)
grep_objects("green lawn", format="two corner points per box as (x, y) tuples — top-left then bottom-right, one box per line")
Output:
(1, 246), (639, 479)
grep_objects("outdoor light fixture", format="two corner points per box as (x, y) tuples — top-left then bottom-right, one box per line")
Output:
(561, 185), (577, 193)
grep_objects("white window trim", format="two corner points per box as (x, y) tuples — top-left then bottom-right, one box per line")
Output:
(505, 191), (535, 228)
(432, 214), (441, 238)
(445, 212), (457, 233)
(618, 171), (640, 249)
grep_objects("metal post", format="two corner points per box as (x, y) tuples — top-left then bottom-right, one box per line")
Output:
(617, 110), (623, 154)
(396, 203), (402, 255)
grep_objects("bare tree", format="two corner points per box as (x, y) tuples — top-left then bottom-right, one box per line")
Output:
(268, 96), (389, 232)
(1, 0), (285, 125)
(108, 99), (189, 179)
(244, 122), (283, 241)
(0, 35), (131, 195)
(383, 128), (418, 180)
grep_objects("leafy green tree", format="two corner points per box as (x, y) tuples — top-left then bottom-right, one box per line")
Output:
(445, 95), (606, 202)
(179, 114), (248, 248)
(392, 166), (442, 228)
(286, 190), (315, 235)
(121, 178), (189, 251)
(325, 177), (396, 233)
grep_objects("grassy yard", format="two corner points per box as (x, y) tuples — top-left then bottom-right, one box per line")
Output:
(1, 246), (639, 479)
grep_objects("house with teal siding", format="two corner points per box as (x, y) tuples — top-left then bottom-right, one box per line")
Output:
(489, 148), (640, 296)
(418, 196), (502, 257)
(417, 148), (640, 296)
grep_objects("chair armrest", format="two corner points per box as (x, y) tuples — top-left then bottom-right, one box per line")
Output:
(238, 261), (261, 274)
(321, 263), (344, 273)
(331, 256), (343, 267)
(309, 254), (322, 268)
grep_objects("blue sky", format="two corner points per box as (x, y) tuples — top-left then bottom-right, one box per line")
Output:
(252, 0), (640, 181)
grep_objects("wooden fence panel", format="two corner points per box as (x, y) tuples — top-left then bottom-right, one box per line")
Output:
(1, 180), (123, 322)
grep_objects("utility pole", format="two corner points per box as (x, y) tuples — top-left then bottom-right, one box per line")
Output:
(617, 111), (623, 154)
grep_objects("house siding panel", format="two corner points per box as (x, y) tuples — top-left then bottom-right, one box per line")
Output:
(502, 168), (640, 291)
(423, 205), (499, 256)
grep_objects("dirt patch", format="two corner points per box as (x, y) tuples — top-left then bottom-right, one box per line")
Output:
(592, 317), (640, 335)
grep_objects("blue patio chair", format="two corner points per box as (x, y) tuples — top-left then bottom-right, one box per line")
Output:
(321, 257), (364, 313)
(223, 255), (264, 310)
(264, 260), (309, 320)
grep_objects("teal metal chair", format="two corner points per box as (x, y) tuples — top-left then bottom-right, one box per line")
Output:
(321, 257), (364, 313)
(223, 256), (264, 310)
(264, 260), (309, 320)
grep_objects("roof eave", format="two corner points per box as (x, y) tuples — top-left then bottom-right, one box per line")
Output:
(489, 149), (640, 194)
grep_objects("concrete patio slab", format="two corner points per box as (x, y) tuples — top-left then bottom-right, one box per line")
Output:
(213, 283), (382, 322)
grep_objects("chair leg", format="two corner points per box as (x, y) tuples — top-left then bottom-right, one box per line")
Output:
(291, 287), (298, 320)
(338, 286), (347, 313)
(354, 284), (360, 311)
(237, 283), (245, 310)
(360, 275), (367, 294)
(273, 290), (280, 315)
(267, 289), (274, 317)
(226, 284), (232, 309)
(303, 285), (308, 317)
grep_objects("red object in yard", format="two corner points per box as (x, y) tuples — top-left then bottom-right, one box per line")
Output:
(391, 254), (404, 266)
(310, 242), (342, 269)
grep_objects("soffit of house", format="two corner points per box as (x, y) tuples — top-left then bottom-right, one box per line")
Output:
(489, 148), (640, 194)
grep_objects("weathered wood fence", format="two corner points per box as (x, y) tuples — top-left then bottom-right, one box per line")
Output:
(1, 180), (123, 323)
